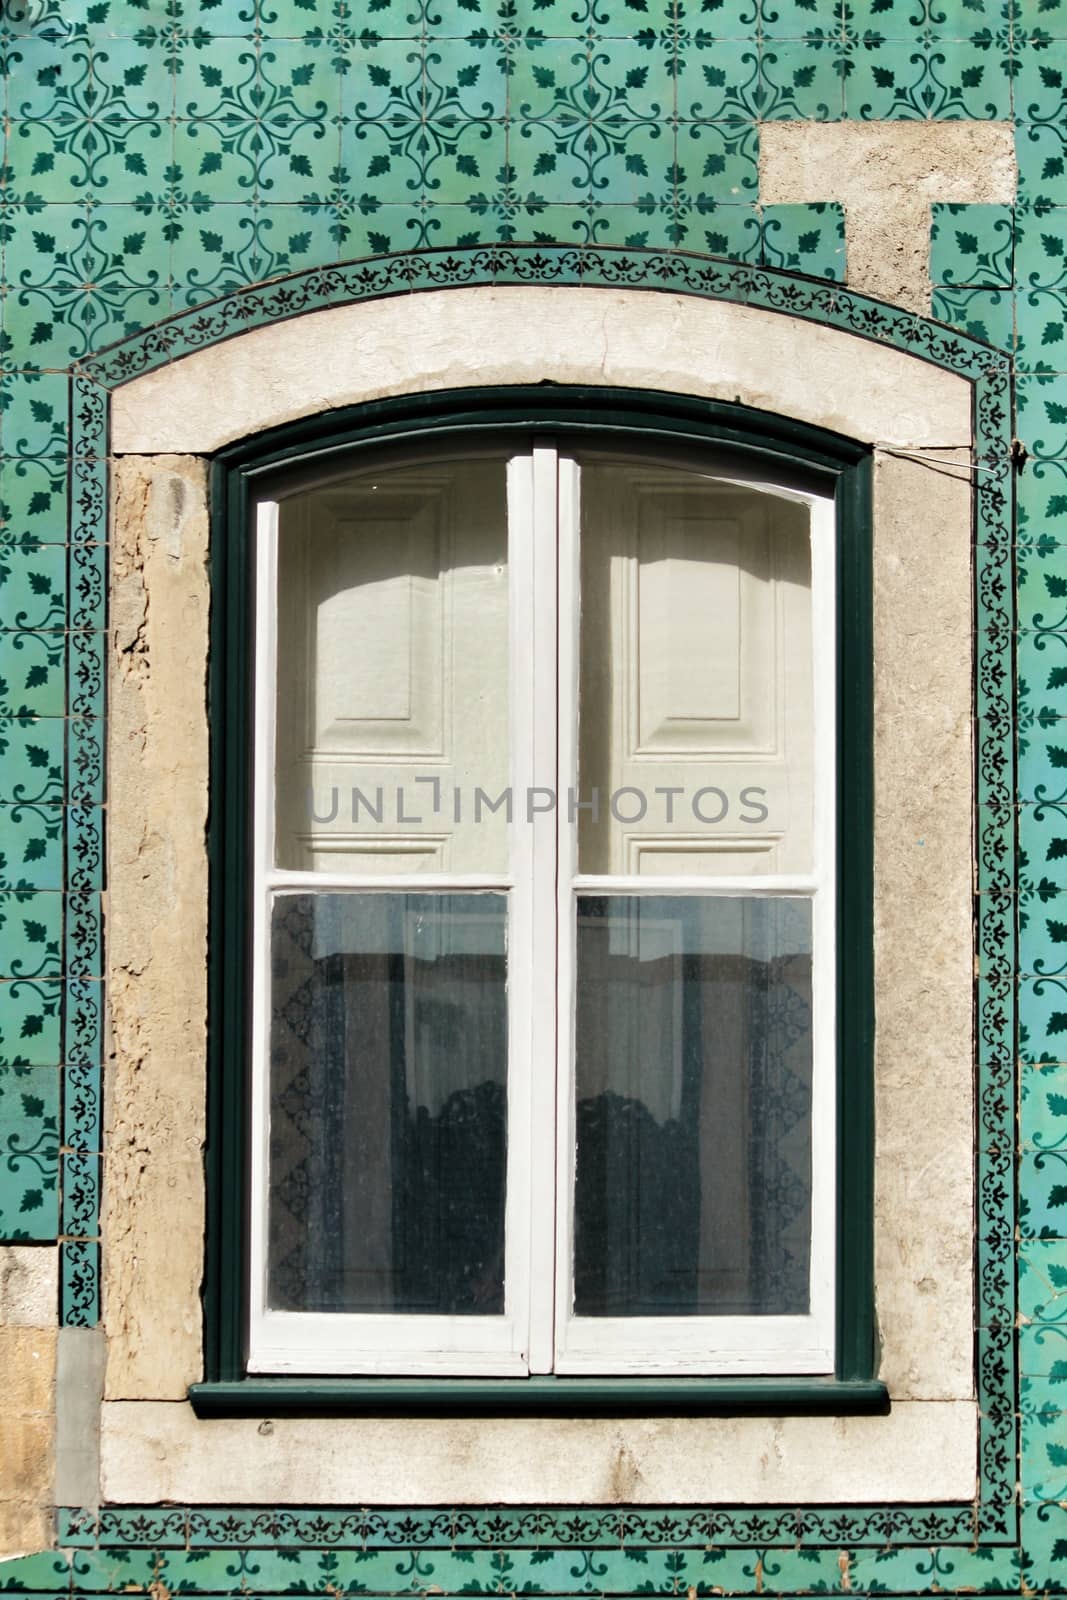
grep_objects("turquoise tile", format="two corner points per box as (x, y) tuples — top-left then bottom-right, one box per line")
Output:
(68, 630), (106, 721)
(5, 206), (171, 365)
(759, 0), (844, 40)
(0, 537), (64, 626)
(0, 890), (61, 979)
(67, 807), (103, 895)
(65, 891), (101, 980)
(1015, 39), (1067, 123)
(1016, 208), (1067, 295)
(0, 804), (63, 891)
(425, 38), (510, 119)
(583, 37), (677, 121)
(923, 0), (1005, 28)
(677, 120), (758, 198)
(65, 978), (101, 1070)
(1022, 1061), (1067, 1149)
(0, 462), (69, 549)
(1021, 1147), (1067, 1240)
(172, 34), (259, 120)
(759, 38), (846, 119)
(90, 35), (175, 119)
(2, 370), (69, 458)
(931, 202), (1014, 288)
(588, 124), (673, 202)
(0, 1549), (71, 1592)
(505, 37), (588, 121)
(336, 117), (416, 204)
(931, 285), (1013, 349)
(1022, 1496), (1067, 1593)
(675, 38), (761, 119)
(505, 121), (591, 201)
(0, 717), (64, 806)
(67, 718), (104, 807)
(64, 1060), (101, 1152)
(0, 1062), (59, 1238)
(172, 121), (257, 199)
(1023, 1398), (1067, 1503)
(256, 122), (344, 205)
(1020, 968), (1067, 1066)
(688, 200), (762, 260)
(341, 40), (424, 122)
(6, 115), (172, 204)
(61, 1148), (98, 1238)
(5, 31), (86, 119)
(844, 36), (1010, 119)
(60, 1236), (97, 1323)
(761, 200), (844, 278)
(1016, 123), (1067, 209)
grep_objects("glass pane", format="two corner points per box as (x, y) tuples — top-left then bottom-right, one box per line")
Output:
(273, 459), (510, 873)
(267, 892), (508, 1315)
(573, 894), (812, 1317)
(578, 461), (814, 875)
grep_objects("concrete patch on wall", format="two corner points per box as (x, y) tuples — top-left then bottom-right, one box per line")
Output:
(759, 122), (1016, 312)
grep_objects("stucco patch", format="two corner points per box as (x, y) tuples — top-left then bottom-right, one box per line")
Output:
(760, 122), (1016, 313)
(0, 1247), (57, 1328)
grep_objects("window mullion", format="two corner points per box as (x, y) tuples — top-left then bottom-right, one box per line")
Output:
(249, 498), (280, 1350)
(552, 454), (581, 1371)
(506, 449), (559, 1374)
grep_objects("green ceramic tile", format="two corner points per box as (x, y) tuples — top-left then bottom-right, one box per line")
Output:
(0, 890), (60, 980)
(0, 802), (62, 891)
(60, 1235), (97, 1323)
(1017, 209), (1067, 297)
(677, 119), (758, 197)
(0, 974), (61, 1064)
(759, 0), (844, 40)
(931, 285), (1013, 349)
(1024, 1069), (1067, 1169)
(587, 124), (674, 201)
(844, 35), (1010, 119)
(759, 38), (846, 119)
(675, 38), (761, 120)
(5, 206), (171, 365)
(65, 890), (100, 981)
(172, 35), (259, 120)
(761, 200), (844, 278)
(63, 1062), (101, 1155)
(0, 1062), (59, 1236)
(1017, 123), (1067, 209)
(90, 35), (176, 119)
(0, 631), (65, 721)
(931, 202), (1014, 287)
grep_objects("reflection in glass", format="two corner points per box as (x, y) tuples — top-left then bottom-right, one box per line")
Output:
(574, 895), (813, 1317)
(577, 461), (813, 876)
(268, 893), (507, 1315)
(273, 460), (509, 873)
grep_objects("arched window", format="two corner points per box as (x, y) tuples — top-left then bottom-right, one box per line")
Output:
(205, 389), (876, 1396)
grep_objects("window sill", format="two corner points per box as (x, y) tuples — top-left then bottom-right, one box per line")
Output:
(188, 1377), (889, 1417)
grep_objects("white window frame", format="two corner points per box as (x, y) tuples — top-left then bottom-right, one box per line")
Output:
(246, 444), (837, 1378)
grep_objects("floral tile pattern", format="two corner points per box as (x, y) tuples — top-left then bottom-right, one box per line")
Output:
(0, 0), (1058, 1589)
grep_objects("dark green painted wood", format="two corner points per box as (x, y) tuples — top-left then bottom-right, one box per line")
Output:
(189, 1377), (889, 1417)
(204, 387), (876, 1403)
(834, 455), (876, 1383)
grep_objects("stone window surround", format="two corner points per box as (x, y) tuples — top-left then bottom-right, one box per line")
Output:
(102, 285), (976, 1507)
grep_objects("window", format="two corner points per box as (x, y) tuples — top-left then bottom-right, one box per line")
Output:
(203, 389), (876, 1401)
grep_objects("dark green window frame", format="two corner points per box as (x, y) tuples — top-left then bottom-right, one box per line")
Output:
(191, 386), (880, 1417)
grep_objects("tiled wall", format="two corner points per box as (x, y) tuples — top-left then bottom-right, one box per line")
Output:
(0, 0), (1064, 1592)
